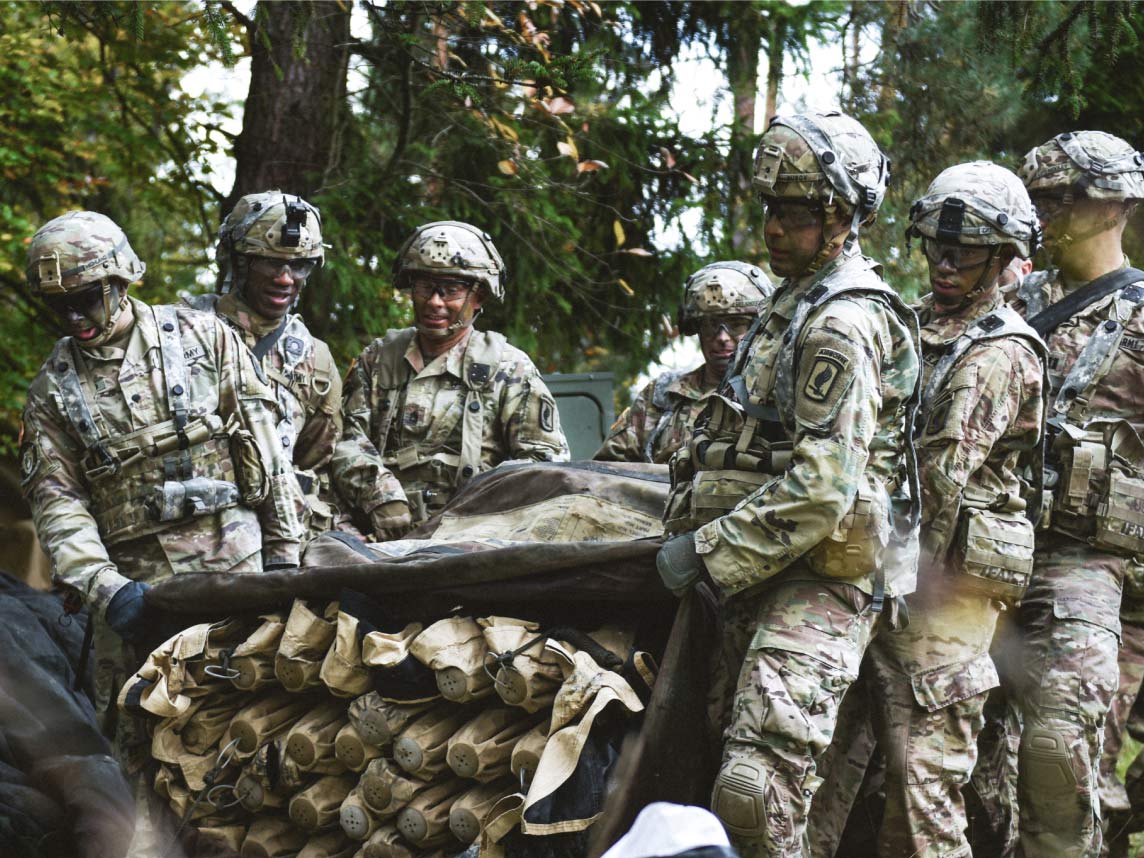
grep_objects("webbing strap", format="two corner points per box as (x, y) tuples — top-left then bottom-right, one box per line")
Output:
(1027, 266), (1144, 338)
(155, 305), (192, 449)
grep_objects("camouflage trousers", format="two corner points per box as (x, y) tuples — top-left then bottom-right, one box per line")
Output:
(1015, 544), (1123, 858)
(807, 582), (1001, 858)
(1097, 605), (1144, 854)
(713, 576), (880, 858)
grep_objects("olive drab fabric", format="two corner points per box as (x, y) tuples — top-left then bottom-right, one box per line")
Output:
(20, 296), (305, 615)
(189, 292), (342, 539)
(332, 326), (569, 526)
(595, 367), (711, 465)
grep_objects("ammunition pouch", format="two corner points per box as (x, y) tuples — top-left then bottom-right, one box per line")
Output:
(957, 507), (1035, 601)
(663, 436), (787, 532)
(229, 425), (269, 506)
(806, 477), (889, 579)
(1046, 419), (1144, 556)
(148, 477), (241, 522)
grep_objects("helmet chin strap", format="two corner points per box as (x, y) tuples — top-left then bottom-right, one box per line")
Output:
(417, 288), (482, 339)
(804, 207), (850, 276)
(81, 281), (130, 348)
(932, 248), (999, 315)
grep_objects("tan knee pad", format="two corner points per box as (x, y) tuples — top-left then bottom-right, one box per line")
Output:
(711, 756), (770, 837)
(1021, 727), (1077, 790)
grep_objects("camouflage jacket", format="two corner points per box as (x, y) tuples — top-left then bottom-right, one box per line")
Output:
(332, 327), (570, 523)
(19, 297), (305, 618)
(1007, 262), (1144, 435)
(667, 252), (921, 598)
(594, 365), (711, 464)
(915, 290), (1045, 565)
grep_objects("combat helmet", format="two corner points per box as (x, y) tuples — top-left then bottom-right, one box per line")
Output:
(393, 221), (505, 301)
(216, 190), (324, 293)
(678, 261), (772, 335)
(908, 161), (1040, 259)
(26, 211), (146, 346)
(1019, 131), (1144, 202)
(754, 111), (890, 271)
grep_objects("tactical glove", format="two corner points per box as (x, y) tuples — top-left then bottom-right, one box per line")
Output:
(370, 501), (413, 540)
(105, 580), (151, 642)
(656, 532), (705, 597)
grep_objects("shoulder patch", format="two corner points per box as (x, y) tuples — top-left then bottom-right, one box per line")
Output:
(19, 441), (37, 485)
(804, 347), (850, 403)
(539, 397), (556, 433)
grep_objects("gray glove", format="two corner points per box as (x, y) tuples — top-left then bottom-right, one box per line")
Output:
(656, 532), (704, 597)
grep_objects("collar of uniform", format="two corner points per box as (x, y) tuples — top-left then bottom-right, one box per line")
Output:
(666, 365), (709, 400)
(217, 292), (286, 337)
(405, 327), (474, 376)
(79, 295), (154, 364)
(917, 287), (1004, 345)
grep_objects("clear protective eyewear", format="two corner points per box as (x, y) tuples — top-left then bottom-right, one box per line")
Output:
(1030, 194), (1072, 223)
(249, 256), (319, 280)
(762, 199), (824, 231)
(410, 278), (474, 302)
(43, 283), (108, 318)
(921, 237), (994, 271)
(698, 315), (754, 339)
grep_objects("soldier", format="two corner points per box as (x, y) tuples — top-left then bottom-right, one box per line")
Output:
(331, 221), (569, 531)
(656, 110), (920, 856)
(1007, 130), (1144, 856)
(812, 162), (1047, 858)
(187, 190), (350, 539)
(18, 211), (304, 851)
(594, 261), (772, 464)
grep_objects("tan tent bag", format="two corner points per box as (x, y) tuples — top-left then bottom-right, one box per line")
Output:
(394, 779), (468, 846)
(289, 774), (357, 833)
(410, 616), (493, 702)
(448, 778), (520, 845)
(446, 708), (545, 782)
(392, 705), (474, 780)
(285, 699), (349, 773)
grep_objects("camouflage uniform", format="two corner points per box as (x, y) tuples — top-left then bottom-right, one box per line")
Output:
(596, 261), (772, 464)
(595, 366), (712, 464)
(1004, 131), (1144, 857)
(660, 112), (919, 857)
(190, 191), (343, 539)
(332, 222), (569, 526)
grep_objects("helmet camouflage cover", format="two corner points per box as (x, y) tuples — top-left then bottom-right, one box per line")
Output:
(393, 221), (506, 301)
(909, 161), (1040, 259)
(753, 110), (890, 220)
(217, 190), (324, 264)
(26, 211), (146, 295)
(679, 261), (773, 335)
(1019, 130), (1144, 202)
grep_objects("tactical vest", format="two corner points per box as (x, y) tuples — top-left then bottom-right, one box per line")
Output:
(667, 256), (921, 591)
(1036, 278), (1144, 553)
(644, 369), (687, 462)
(368, 329), (506, 511)
(920, 305), (1048, 601)
(1015, 269), (1054, 318)
(49, 305), (249, 545)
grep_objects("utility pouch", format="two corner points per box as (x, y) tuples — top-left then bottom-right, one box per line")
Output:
(1095, 468), (1144, 555)
(1052, 428), (1107, 537)
(689, 468), (773, 526)
(229, 424), (268, 506)
(807, 477), (889, 579)
(148, 478), (241, 522)
(958, 508), (1036, 601)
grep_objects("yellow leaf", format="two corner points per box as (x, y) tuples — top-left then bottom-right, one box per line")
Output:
(491, 118), (520, 141)
(613, 219), (626, 248)
(557, 140), (579, 161)
(576, 159), (607, 173)
(497, 160), (518, 176)
(617, 278), (634, 296)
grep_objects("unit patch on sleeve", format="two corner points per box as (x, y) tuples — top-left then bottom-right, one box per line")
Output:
(804, 347), (850, 403)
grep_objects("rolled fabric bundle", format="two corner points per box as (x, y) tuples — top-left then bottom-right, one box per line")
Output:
(334, 722), (383, 773)
(394, 779), (468, 846)
(241, 816), (308, 858)
(230, 612), (288, 692)
(196, 824), (248, 855)
(285, 699), (349, 773)
(289, 774), (358, 833)
(181, 691), (248, 755)
(276, 600), (339, 693)
(235, 737), (306, 812)
(358, 825), (416, 858)
(347, 693), (431, 749)
(339, 786), (382, 842)
(224, 691), (317, 758)
(321, 609), (373, 698)
(297, 829), (357, 858)
(509, 717), (550, 787)
(410, 617), (493, 703)
(446, 708), (545, 782)
(358, 758), (427, 817)
(447, 778), (520, 845)
(479, 617), (562, 712)
(391, 705), (473, 781)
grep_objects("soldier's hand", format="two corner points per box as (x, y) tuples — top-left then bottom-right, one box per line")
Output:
(370, 500), (413, 540)
(105, 580), (152, 643)
(656, 533), (705, 596)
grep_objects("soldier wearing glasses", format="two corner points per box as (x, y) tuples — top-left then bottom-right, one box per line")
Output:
(332, 221), (569, 533)
(595, 261), (772, 464)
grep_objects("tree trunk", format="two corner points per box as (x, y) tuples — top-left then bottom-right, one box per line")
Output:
(727, 2), (763, 257)
(225, 0), (351, 214)
(764, 16), (786, 126)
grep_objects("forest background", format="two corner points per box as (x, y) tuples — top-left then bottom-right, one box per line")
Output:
(2, 0), (1143, 457)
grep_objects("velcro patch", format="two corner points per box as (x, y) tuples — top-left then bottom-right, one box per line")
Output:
(539, 398), (556, 433)
(804, 347), (850, 403)
(1121, 335), (1144, 352)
